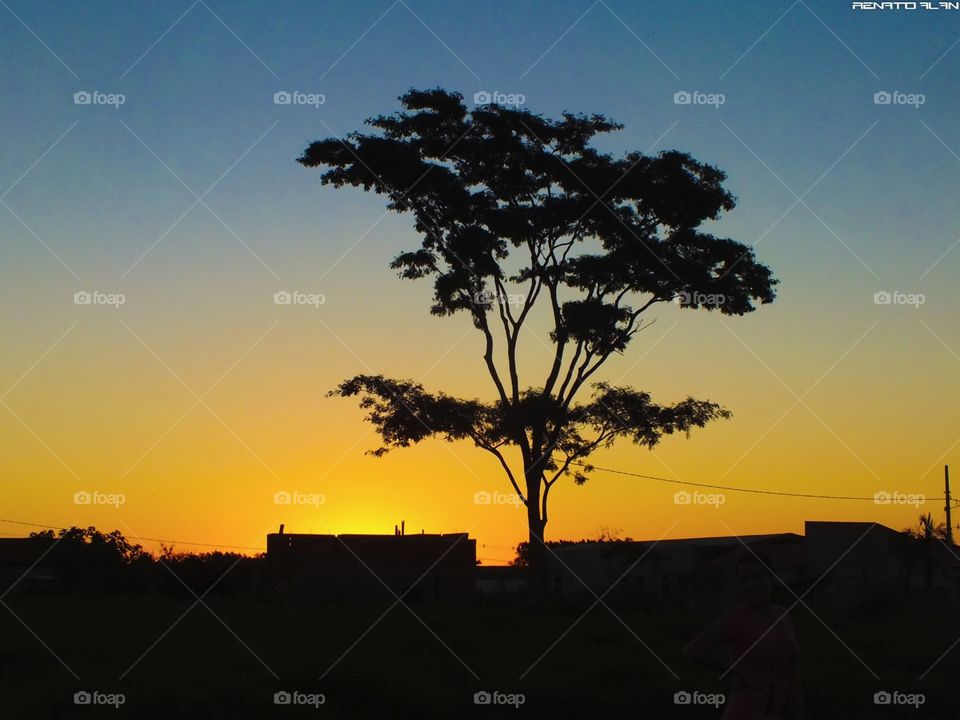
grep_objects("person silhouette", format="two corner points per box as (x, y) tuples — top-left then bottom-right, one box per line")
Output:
(682, 551), (804, 719)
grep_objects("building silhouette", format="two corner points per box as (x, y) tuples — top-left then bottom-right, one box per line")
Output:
(265, 527), (476, 603)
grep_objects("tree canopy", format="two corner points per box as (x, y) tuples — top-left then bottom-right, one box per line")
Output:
(299, 88), (777, 590)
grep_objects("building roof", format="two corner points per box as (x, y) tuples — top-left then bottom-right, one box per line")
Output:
(548, 533), (803, 553)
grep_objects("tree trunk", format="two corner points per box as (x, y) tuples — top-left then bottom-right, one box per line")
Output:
(526, 509), (547, 603)
(523, 431), (549, 602)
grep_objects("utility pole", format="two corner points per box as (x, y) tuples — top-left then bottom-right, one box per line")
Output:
(945, 465), (953, 546)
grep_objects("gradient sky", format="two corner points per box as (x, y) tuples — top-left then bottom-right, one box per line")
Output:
(2, 0), (959, 563)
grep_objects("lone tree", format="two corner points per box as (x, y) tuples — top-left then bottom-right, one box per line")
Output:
(299, 89), (776, 599)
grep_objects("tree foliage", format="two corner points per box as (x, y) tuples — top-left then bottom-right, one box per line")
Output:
(300, 88), (776, 548)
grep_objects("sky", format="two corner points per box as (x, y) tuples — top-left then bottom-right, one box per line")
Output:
(2, 0), (959, 563)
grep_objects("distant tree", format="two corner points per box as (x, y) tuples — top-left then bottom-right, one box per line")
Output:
(907, 513), (947, 542)
(30, 526), (149, 564)
(595, 526), (632, 542)
(159, 548), (257, 598)
(903, 513), (949, 590)
(29, 526), (151, 590)
(510, 539), (578, 569)
(299, 88), (777, 599)
(510, 542), (528, 569)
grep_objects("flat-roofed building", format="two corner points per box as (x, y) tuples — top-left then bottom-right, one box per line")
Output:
(266, 529), (476, 603)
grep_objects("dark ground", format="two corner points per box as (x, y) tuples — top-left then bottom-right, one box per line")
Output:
(0, 592), (954, 719)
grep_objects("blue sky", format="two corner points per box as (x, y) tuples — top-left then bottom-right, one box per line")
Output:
(3, 0), (958, 291)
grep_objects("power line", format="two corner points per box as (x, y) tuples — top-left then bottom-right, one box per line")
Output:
(0, 518), (266, 552)
(566, 460), (946, 502)
(0, 517), (510, 553)
(1, 458), (944, 552)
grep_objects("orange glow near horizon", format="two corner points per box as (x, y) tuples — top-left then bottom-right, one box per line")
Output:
(3, 271), (957, 565)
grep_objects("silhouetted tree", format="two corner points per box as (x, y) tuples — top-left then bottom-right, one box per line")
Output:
(903, 513), (949, 591)
(299, 88), (777, 599)
(159, 546), (260, 598)
(29, 526), (151, 591)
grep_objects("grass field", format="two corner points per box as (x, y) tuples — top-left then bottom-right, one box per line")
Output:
(0, 592), (954, 719)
